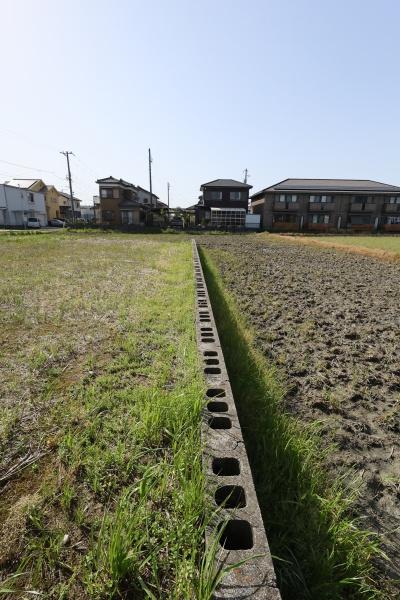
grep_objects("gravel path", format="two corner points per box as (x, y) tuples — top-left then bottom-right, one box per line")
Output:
(200, 234), (400, 585)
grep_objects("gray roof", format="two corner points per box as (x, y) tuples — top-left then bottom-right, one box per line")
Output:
(96, 177), (159, 199)
(4, 178), (43, 189)
(200, 178), (252, 190)
(252, 178), (400, 197)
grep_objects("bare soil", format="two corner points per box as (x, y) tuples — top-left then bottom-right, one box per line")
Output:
(200, 234), (400, 586)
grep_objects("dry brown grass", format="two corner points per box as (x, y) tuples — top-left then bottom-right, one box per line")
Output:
(267, 233), (400, 261)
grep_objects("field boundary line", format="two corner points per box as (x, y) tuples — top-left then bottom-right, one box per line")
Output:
(192, 239), (281, 599)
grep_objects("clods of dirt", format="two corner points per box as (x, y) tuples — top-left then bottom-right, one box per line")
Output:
(200, 234), (400, 587)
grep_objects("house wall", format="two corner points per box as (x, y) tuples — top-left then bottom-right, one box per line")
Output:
(202, 186), (249, 210)
(45, 187), (63, 220)
(135, 188), (157, 207)
(253, 191), (400, 232)
(99, 186), (145, 226)
(0, 185), (47, 227)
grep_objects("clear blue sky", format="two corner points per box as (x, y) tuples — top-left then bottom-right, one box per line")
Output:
(1, 0), (399, 206)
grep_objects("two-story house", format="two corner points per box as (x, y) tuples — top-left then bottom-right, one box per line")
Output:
(251, 178), (400, 232)
(5, 179), (82, 221)
(96, 176), (168, 227)
(196, 179), (252, 228)
(0, 182), (47, 227)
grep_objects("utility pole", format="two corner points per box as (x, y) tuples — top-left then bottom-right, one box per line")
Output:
(60, 151), (75, 223)
(167, 182), (170, 212)
(243, 168), (248, 184)
(148, 148), (153, 207)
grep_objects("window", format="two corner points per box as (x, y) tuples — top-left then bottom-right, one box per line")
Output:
(386, 216), (400, 224)
(386, 196), (400, 204)
(352, 195), (369, 203)
(210, 208), (245, 228)
(121, 210), (135, 225)
(349, 215), (371, 224)
(273, 213), (297, 223)
(102, 210), (114, 221)
(28, 192), (34, 203)
(229, 191), (241, 200)
(101, 188), (113, 198)
(310, 214), (330, 224)
(309, 195), (333, 203)
(278, 194), (297, 203)
(211, 191), (222, 200)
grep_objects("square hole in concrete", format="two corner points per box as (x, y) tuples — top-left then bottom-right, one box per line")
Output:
(204, 351), (218, 357)
(215, 485), (246, 509)
(207, 400), (228, 412)
(212, 457), (240, 476)
(204, 367), (221, 375)
(217, 520), (253, 550)
(205, 358), (219, 365)
(206, 388), (226, 397)
(208, 416), (231, 429)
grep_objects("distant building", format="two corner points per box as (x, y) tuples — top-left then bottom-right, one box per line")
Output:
(4, 179), (82, 221)
(92, 195), (101, 223)
(0, 183), (47, 227)
(251, 179), (400, 232)
(57, 191), (82, 220)
(80, 205), (96, 222)
(196, 179), (252, 228)
(96, 176), (167, 227)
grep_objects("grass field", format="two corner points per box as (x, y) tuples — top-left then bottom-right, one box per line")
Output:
(0, 233), (212, 598)
(270, 234), (400, 259)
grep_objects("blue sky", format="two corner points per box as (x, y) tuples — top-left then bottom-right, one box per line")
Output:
(1, 0), (399, 206)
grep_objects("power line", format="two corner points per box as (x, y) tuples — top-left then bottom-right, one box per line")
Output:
(0, 158), (64, 179)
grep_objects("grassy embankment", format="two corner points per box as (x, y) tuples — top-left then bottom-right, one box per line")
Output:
(199, 246), (385, 600)
(0, 233), (214, 598)
(269, 234), (400, 260)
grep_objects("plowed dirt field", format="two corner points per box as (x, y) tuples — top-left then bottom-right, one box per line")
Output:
(200, 234), (400, 588)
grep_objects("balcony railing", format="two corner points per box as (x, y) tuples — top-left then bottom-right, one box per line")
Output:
(349, 203), (376, 212)
(307, 202), (335, 211)
(272, 202), (300, 211)
(383, 203), (400, 213)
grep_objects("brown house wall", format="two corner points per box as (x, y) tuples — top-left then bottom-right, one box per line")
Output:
(203, 187), (249, 210)
(255, 191), (399, 232)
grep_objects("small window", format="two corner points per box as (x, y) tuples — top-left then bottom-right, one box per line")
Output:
(101, 188), (113, 198)
(386, 216), (400, 224)
(273, 213), (297, 223)
(278, 194), (297, 203)
(386, 196), (400, 204)
(102, 210), (114, 221)
(211, 191), (222, 200)
(352, 195), (369, 203)
(229, 191), (241, 200)
(311, 214), (330, 224)
(310, 195), (333, 203)
(28, 192), (34, 203)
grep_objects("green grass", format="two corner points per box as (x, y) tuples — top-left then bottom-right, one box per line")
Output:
(199, 246), (386, 600)
(0, 233), (216, 598)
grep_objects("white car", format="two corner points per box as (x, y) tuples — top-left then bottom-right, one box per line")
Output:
(27, 217), (41, 229)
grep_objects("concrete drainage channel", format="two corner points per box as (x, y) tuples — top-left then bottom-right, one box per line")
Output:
(193, 241), (281, 600)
